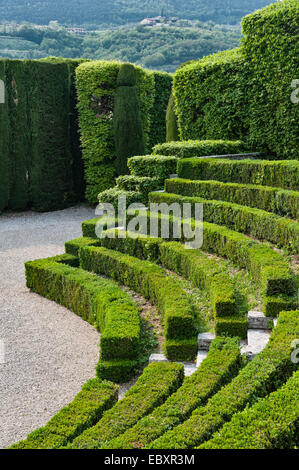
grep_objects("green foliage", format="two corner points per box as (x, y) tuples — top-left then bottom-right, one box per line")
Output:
(154, 139), (249, 158)
(201, 370), (299, 449)
(173, 48), (251, 142)
(165, 178), (299, 220)
(0, 57), (84, 212)
(128, 155), (178, 181)
(98, 187), (147, 210)
(105, 337), (242, 449)
(166, 93), (179, 142)
(70, 362), (184, 449)
(149, 310), (299, 449)
(25, 256), (141, 382)
(79, 245), (198, 361)
(114, 63), (144, 175)
(241, 0), (299, 159)
(116, 175), (162, 194)
(173, 1), (299, 158)
(177, 158), (299, 191)
(75, 60), (155, 203)
(149, 71), (173, 148)
(149, 191), (299, 253)
(11, 378), (118, 449)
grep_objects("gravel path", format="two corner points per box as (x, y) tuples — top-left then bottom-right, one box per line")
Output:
(0, 205), (101, 449)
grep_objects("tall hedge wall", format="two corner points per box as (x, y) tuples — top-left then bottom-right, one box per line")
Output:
(173, 48), (250, 143)
(173, 0), (299, 159)
(76, 61), (155, 204)
(242, 0), (299, 159)
(149, 71), (173, 149)
(0, 58), (85, 212)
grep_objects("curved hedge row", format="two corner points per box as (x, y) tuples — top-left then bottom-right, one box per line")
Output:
(70, 362), (184, 449)
(94, 232), (237, 315)
(25, 256), (141, 383)
(200, 370), (299, 449)
(149, 191), (299, 253)
(11, 378), (118, 449)
(149, 310), (299, 449)
(79, 245), (198, 361)
(165, 178), (299, 221)
(153, 140), (249, 159)
(177, 158), (299, 191)
(102, 337), (242, 449)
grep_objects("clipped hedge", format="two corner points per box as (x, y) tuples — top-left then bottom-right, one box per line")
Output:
(242, 0), (299, 159)
(103, 337), (242, 449)
(98, 187), (147, 210)
(76, 60), (155, 204)
(116, 209), (296, 316)
(149, 310), (299, 449)
(153, 140), (249, 159)
(70, 362), (184, 449)
(150, 71), (173, 149)
(165, 178), (299, 220)
(79, 245), (198, 361)
(128, 154), (178, 181)
(200, 370), (299, 449)
(11, 378), (118, 449)
(177, 158), (299, 191)
(149, 191), (299, 253)
(0, 58), (84, 212)
(25, 256), (141, 382)
(173, 48), (250, 143)
(98, 231), (237, 319)
(116, 175), (162, 195)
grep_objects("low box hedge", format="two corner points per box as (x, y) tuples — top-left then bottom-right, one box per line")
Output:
(98, 231), (237, 319)
(165, 178), (299, 221)
(128, 155), (178, 181)
(65, 237), (101, 257)
(102, 337), (242, 449)
(25, 257), (141, 382)
(200, 370), (299, 449)
(131, 210), (295, 300)
(11, 378), (118, 449)
(79, 245), (198, 361)
(153, 140), (249, 159)
(149, 310), (299, 449)
(177, 158), (299, 191)
(70, 362), (184, 449)
(98, 187), (147, 210)
(116, 175), (162, 194)
(149, 191), (299, 254)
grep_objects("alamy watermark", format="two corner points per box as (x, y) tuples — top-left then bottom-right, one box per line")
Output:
(95, 195), (203, 249)
(0, 79), (5, 104)
(290, 79), (299, 104)
(291, 339), (299, 364)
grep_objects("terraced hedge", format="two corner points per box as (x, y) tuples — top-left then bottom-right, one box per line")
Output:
(149, 191), (299, 253)
(25, 256), (141, 382)
(70, 362), (184, 449)
(79, 245), (198, 361)
(153, 140), (249, 158)
(128, 155), (178, 181)
(165, 178), (299, 220)
(200, 370), (299, 449)
(11, 379), (118, 449)
(149, 310), (299, 448)
(102, 210), (296, 317)
(102, 337), (242, 449)
(177, 158), (299, 191)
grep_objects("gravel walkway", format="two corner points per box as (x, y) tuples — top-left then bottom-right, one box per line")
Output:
(0, 205), (101, 449)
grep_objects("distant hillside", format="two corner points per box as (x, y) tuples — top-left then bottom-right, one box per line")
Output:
(0, 0), (274, 27)
(0, 22), (241, 72)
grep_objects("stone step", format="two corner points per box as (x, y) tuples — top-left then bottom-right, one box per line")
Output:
(148, 353), (198, 377)
(248, 311), (273, 330)
(196, 350), (208, 368)
(241, 328), (271, 360)
(169, 174), (178, 179)
(198, 332), (215, 351)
